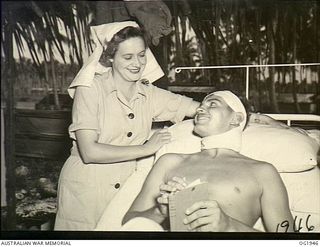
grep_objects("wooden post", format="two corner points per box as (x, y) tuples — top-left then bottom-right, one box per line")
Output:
(3, 3), (17, 230)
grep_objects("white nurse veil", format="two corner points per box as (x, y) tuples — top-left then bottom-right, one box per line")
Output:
(68, 21), (165, 98)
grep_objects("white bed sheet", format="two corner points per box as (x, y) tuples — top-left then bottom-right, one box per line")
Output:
(95, 120), (320, 232)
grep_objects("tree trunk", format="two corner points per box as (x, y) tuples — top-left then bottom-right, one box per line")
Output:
(292, 15), (301, 113)
(230, 1), (241, 85)
(42, 49), (50, 95)
(267, 4), (280, 113)
(188, 15), (210, 84)
(280, 8), (287, 93)
(61, 68), (66, 93)
(180, 15), (191, 81)
(315, 2), (320, 97)
(3, 4), (17, 230)
(49, 47), (61, 110)
(256, 19), (262, 110)
(214, 0), (221, 86)
(173, 2), (183, 66)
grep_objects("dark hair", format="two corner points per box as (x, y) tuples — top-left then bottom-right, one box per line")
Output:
(99, 26), (147, 67)
(238, 96), (251, 129)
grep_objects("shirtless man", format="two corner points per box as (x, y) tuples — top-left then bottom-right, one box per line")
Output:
(123, 91), (293, 232)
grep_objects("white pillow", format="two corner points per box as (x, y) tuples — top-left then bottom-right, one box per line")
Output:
(280, 167), (320, 214)
(155, 120), (200, 161)
(157, 120), (319, 172)
(241, 124), (319, 172)
(254, 167), (320, 232)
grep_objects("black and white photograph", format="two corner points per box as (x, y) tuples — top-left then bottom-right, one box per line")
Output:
(1, 0), (320, 242)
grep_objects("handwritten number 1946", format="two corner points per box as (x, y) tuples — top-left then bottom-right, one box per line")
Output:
(276, 214), (314, 232)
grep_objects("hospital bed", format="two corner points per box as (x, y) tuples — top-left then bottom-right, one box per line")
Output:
(94, 113), (319, 233)
(95, 64), (320, 232)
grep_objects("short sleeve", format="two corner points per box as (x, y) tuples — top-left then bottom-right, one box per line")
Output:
(68, 85), (100, 140)
(151, 85), (193, 123)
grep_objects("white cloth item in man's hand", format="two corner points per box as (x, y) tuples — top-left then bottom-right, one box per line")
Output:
(68, 21), (164, 98)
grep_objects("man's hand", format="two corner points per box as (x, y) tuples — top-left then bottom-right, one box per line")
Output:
(183, 200), (231, 232)
(249, 113), (289, 128)
(157, 177), (187, 216)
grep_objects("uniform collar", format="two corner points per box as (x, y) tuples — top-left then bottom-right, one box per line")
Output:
(102, 70), (147, 98)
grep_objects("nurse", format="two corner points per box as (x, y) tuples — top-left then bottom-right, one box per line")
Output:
(54, 21), (200, 230)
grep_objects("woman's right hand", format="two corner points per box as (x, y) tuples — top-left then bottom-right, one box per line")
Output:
(143, 128), (172, 155)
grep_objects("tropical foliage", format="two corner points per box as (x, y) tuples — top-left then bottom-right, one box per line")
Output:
(2, 1), (95, 109)
(167, 0), (319, 112)
(2, 0), (319, 112)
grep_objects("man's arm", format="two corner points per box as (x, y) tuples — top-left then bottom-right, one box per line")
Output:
(257, 163), (294, 232)
(122, 154), (181, 225)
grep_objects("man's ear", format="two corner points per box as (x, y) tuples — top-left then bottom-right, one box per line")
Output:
(235, 112), (245, 124)
(230, 112), (244, 126)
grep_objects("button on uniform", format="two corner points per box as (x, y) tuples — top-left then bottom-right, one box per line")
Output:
(127, 132), (133, 137)
(114, 183), (120, 189)
(128, 113), (134, 119)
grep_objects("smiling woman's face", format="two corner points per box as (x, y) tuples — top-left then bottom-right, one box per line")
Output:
(112, 37), (147, 82)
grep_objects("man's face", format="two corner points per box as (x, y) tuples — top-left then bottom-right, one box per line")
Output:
(194, 95), (236, 137)
(112, 37), (147, 82)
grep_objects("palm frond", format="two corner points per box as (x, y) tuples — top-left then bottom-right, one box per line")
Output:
(47, 15), (66, 63)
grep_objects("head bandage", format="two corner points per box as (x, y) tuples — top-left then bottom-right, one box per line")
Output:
(205, 90), (247, 130)
(68, 21), (164, 98)
(200, 90), (247, 152)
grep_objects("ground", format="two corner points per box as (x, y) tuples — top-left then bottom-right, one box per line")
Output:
(2, 157), (64, 230)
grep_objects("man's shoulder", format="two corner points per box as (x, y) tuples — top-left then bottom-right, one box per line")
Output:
(236, 154), (278, 175)
(247, 159), (279, 180)
(157, 153), (186, 163)
(155, 153), (187, 169)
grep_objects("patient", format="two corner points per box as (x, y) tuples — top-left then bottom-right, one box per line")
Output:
(123, 91), (294, 232)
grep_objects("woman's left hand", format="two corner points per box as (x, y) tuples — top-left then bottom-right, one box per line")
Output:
(183, 200), (231, 232)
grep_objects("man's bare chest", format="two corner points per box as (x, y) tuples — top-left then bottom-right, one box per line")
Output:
(166, 158), (262, 224)
(166, 158), (261, 205)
